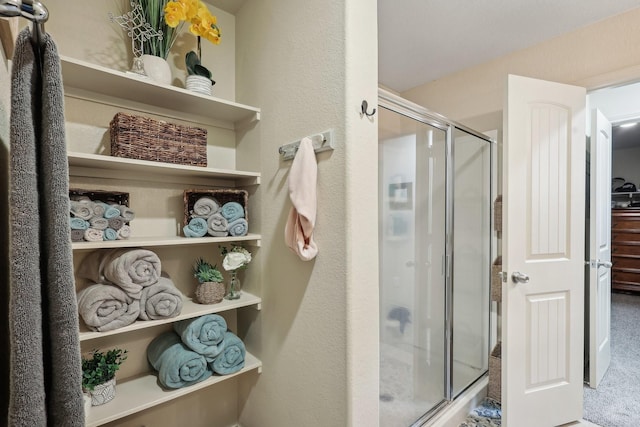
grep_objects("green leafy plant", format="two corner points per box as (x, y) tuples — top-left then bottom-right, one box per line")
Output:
(193, 257), (223, 283)
(82, 348), (128, 392)
(186, 50), (215, 85)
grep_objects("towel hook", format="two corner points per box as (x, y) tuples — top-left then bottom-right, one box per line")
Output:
(361, 100), (376, 117)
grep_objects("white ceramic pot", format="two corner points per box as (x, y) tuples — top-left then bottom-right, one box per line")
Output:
(186, 75), (212, 96)
(141, 54), (172, 85)
(89, 378), (116, 406)
(83, 393), (91, 416)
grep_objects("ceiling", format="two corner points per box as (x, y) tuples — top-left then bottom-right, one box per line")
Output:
(378, 0), (640, 92)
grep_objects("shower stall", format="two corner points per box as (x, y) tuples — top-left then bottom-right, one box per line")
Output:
(378, 89), (493, 426)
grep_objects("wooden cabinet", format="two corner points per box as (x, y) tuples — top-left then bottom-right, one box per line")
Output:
(612, 208), (640, 292)
(63, 56), (262, 426)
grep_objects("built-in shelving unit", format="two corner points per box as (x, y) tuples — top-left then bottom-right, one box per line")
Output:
(85, 352), (262, 427)
(64, 56), (263, 426)
(79, 292), (261, 341)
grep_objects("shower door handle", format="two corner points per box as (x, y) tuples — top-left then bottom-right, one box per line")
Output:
(511, 271), (530, 284)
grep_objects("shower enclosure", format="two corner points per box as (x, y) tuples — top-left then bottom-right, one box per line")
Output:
(378, 89), (493, 427)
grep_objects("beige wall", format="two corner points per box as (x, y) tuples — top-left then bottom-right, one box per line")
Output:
(235, 0), (378, 426)
(403, 7), (640, 128)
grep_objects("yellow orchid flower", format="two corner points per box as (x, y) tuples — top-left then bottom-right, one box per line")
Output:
(164, 1), (187, 28)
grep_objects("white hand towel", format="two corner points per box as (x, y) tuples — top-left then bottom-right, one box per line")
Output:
(284, 137), (318, 260)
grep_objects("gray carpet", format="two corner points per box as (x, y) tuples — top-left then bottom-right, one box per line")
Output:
(583, 292), (640, 427)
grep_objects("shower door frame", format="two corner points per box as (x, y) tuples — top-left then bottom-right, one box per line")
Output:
(378, 88), (495, 424)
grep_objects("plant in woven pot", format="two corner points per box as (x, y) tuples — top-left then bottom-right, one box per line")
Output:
(82, 348), (128, 406)
(193, 258), (225, 304)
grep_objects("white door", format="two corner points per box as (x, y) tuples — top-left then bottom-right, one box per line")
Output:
(588, 109), (612, 388)
(503, 75), (586, 426)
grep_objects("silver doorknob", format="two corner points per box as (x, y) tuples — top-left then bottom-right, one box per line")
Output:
(598, 260), (612, 268)
(512, 271), (530, 284)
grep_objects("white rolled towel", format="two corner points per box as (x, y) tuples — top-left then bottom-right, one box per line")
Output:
(192, 197), (220, 218)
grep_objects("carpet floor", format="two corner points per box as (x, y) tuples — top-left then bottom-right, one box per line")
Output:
(583, 292), (640, 427)
(458, 398), (501, 427)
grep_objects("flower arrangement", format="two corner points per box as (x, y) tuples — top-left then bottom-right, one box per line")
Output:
(220, 245), (252, 271)
(220, 245), (252, 300)
(193, 257), (223, 283)
(131, 0), (221, 69)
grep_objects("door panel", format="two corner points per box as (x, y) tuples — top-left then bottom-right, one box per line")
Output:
(503, 75), (585, 427)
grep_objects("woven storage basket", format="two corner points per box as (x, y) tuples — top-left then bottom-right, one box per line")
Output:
(494, 195), (502, 233)
(491, 256), (502, 303)
(70, 189), (129, 206)
(488, 342), (502, 402)
(184, 188), (249, 230)
(195, 281), (226, 304)
(110, 112), (207, 167)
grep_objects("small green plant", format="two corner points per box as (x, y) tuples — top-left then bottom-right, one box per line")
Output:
(186, 51), (216, 86)
(193, 257), (223, 283)
(82, 348), (128, 391)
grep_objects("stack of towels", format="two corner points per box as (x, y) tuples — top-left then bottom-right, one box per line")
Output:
(147, 314), (246, 389)
(69, 196), (135, 242)
(76, 248), (184, 331)
(183, 196), (248, 238)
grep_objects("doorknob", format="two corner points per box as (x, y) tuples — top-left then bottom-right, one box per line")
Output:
(511, 271), (530, 284)
(598, 260), (612, 268)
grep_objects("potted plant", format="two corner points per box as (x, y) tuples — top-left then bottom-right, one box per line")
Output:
(193, 257), (225, 304)
(185, 50), (216, 95)
(82, 348), (128, 406)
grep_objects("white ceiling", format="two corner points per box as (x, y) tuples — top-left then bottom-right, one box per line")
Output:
(378, 0), (640, 92)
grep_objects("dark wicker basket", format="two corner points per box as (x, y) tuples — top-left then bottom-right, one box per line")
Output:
(110, 112), (207, 167)
(69, 189), (129, 206)
(183, 189), (249, 229)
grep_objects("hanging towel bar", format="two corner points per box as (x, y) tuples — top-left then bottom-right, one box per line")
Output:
(0, 0), (48, 47)
(279, 129), (334, 160)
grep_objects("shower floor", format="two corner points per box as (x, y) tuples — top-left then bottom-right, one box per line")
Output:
(380, 343), (485, 427)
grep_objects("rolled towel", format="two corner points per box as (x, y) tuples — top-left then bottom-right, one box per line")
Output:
(192, 197), (220, 217)
(91, 201), (106, 218)
(108, 216), (124, 231)
(76, 283), (140, 332)
(211, 332), (246, 375)
(70, 229), (85, 242)
(147, 332), (212, 389)
(70, 217), (89, 230)
(103, 228), (118, 241)
(220, 202), (245, 223)
(77, 248), (161, 299)
(139, 276), (184, 320)
(117, 225), (131, 240)
(173, 314), (227, 362)
(89, 217), (109, 230)
(116, 205), (135, 221)
(228, 218), (249, 237)
(70, 201), (93, 220)
(101, 204), (120, 219)
(83, 228), (104, 242)
(183, 217), (208, 238)
(206, 213), (228, 237)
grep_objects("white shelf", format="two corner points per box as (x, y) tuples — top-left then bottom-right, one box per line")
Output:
(79, 292), (262, 341)
(68, 152), (261, 186)
(60, 56), (260, 128)
(72, 234), (262, 250)
(85, 351), (262, 427)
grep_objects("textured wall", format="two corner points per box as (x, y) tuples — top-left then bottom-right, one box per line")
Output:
(235, 0), (378, 425)
(403, 7), (640, 126)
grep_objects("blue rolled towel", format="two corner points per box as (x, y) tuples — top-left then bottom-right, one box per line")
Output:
(220, 202), (245, 222)
(173, 314), (227, 362)
(147, 331), (212, 389)
(211, 332), (246, 375)
(103, 228), (117, 241)
(228, 218), (248, 237)
(98, 203), (120, 219)
(69, 217), (89, 230)
(183, 217), (208, 238)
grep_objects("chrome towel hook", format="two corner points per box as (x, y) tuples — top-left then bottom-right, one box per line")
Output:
(361, 100), (376, 117)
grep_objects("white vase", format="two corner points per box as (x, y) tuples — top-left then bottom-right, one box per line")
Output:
(141, 54), (172, 85)
(89, 378), (116, 406)
(83, 393), (91, 416)
(186, 75), (212, 96)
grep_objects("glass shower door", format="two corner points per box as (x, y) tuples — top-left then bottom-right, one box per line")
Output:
(379, 107), (448, 426)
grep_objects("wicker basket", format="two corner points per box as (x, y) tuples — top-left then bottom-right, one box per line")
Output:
(494, 195), (502, 233)
(69, 189), (132, 242)
(491, 256), (502, 303)
(183, 189), (249, 234)
(195, 281), (226, 304)
(488, 342), (502, 402)
(110, 112), (207, 167)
